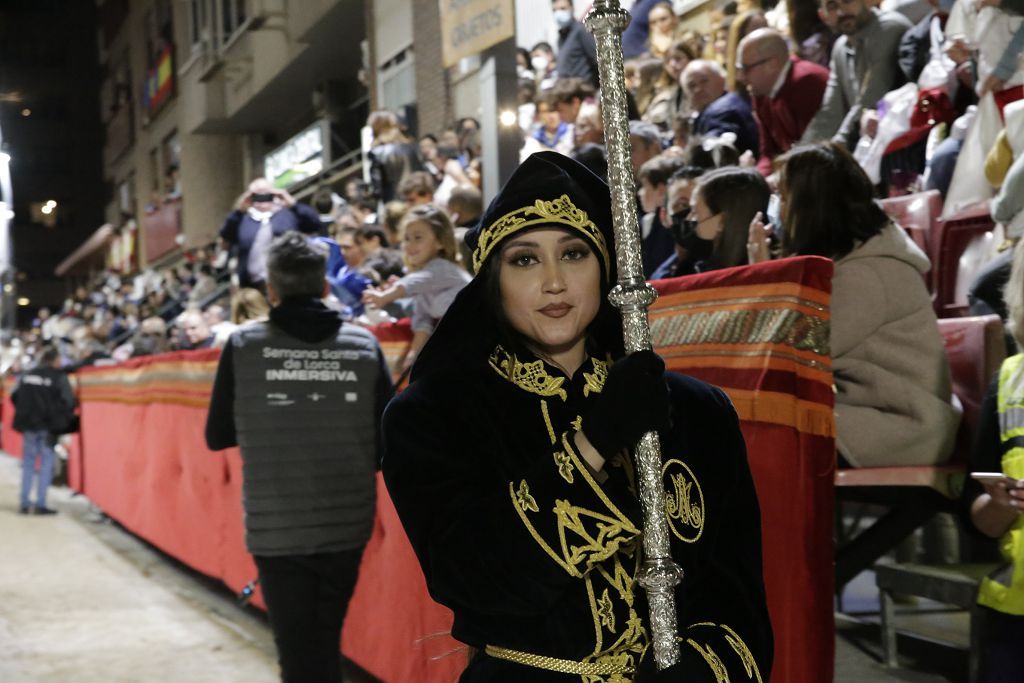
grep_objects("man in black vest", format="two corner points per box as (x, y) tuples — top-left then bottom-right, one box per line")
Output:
(12, 346), (76, 515)
(205, 231), (393, 683)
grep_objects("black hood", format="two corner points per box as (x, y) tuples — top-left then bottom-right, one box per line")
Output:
(269, 297), (342, 343)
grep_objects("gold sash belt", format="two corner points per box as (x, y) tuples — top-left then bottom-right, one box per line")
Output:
(484, 645), (634, 676)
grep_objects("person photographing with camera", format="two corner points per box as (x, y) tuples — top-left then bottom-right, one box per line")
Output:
(218, 177), (323, 290)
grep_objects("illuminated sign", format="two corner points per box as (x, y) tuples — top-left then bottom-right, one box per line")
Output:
(264, 124), (324, 189)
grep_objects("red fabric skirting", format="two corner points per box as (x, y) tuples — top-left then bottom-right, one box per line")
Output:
(74, 349), (464, 682)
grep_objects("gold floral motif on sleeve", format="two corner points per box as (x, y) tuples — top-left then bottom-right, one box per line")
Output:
(721, 624), (764, 683)
(515, 480), (539, 513)
(489, 346), (567, 400)
(553, 450), (575, 483)
(686, 639), (730, 683)
(583, 358), (609, 397)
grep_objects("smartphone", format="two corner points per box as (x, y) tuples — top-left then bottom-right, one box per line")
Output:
(971, 472), (1017, 483)
(251, 192), (275, 203)
(766, 194), (783, 241)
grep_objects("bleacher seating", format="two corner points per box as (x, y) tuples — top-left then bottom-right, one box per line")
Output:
(880, 190), (944, 291)
(933, 207), (998, 318)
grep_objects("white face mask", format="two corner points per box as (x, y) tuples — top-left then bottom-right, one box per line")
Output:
(553, 8), (573, 28)
(531, 55), (550, 73)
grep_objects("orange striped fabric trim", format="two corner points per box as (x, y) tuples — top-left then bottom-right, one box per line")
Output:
(653, 282), (831, 310)
(725, 388), (835, 438)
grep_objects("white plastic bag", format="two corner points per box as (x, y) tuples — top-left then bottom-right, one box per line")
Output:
(854, 83), (919, 184)
(943, 92), (1002, 218)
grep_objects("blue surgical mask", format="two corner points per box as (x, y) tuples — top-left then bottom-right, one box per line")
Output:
(553, 8), (574, 28)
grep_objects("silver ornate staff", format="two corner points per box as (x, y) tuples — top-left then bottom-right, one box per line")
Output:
(585, 1), (683, 670)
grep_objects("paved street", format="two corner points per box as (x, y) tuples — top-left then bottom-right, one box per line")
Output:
(0, 451), (971, 682)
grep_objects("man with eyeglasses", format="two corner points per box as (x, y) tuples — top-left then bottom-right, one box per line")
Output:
(801, 0), (912, 148)
(738, 29), (829, 176)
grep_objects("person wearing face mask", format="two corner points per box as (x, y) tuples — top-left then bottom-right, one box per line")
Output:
(552, 0), (600, 89)
(530, 42), (558, 89)
(650, 166), (705, 280)
(681, 166), (770, 274)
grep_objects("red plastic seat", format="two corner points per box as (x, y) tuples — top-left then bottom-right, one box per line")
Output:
(880, 189), (943, 262)
(932, 206), (997, 318)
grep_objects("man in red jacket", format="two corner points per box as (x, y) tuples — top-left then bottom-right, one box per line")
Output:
(739, 29), (829, 176)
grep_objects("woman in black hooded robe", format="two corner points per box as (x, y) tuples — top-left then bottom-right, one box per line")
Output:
(381, 152), (772, 682)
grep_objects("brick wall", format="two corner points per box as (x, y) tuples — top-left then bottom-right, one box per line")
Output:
(412, 0), (452, 137)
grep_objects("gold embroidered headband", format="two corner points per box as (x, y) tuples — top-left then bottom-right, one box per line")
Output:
(471, 194), (612, 275)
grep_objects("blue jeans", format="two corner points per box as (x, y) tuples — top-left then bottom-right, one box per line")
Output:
(20, 430), (55, 509)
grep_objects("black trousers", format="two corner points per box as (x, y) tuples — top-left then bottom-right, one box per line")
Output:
(254, 547), (366, 683)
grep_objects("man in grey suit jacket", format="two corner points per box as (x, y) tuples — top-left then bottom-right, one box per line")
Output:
(802, 0), (912, 148)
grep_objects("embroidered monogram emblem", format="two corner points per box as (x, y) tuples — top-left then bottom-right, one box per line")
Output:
(663, 458), (705, 543)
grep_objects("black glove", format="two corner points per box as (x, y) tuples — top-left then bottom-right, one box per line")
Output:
(581, 350), (671, 458)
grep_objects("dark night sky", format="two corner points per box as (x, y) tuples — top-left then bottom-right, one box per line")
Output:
(0, 0), (105, 319)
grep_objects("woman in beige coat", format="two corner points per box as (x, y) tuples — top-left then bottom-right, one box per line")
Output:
(749, 142), (961, 467)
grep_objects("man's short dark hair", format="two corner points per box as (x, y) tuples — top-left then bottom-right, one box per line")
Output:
(312, 186), (334, 214)
(357, 224), (390, 248)
(668, 165), (706, 185)
(266, 232), (327, 300)
(37, 346), (59, 367)
(447, 184), (484, 218)
(550, 78), (594, 105)
(637, 155), (686, 187)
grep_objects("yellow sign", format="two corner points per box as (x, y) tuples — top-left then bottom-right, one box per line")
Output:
(439, 0), (515, 68)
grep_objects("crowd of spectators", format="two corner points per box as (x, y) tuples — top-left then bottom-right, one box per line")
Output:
(9, 0), (1024, 470)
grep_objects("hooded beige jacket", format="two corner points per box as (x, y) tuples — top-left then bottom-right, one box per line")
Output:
(833, 222), (962, 467)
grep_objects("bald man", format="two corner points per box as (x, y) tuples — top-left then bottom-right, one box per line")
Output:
(682, 59), (760, 157)
(738, 29), (829, 175)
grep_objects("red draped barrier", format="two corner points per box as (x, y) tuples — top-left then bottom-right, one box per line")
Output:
(68, 256), (834, 683)
(75, 348), (465, 683)
(2, 376), (23, 457)
(651, 256), (836, 683)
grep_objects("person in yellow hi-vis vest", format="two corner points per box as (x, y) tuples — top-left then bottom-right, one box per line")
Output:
(966, 237), (1024, 682)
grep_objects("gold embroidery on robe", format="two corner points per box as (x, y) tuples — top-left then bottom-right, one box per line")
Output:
(597, 589), (615, 631)
(583, 358), (609, 397)
(489, 346), (567, 401)
(515, 480), (539, 513)
(554, 450), (575, 483)
(663, 458), (705, 543)
(687, 639), (730, 682)
(720, 624), (764, 682)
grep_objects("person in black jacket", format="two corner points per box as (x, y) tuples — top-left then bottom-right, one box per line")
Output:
(553, 0), (600, 89)
(205, 232), (393, 683)
(381, 152), (772, 682)
(367, 110), (425, 203)
(12, 346), (75, 515)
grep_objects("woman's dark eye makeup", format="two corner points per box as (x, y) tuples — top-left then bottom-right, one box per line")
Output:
(505, 241), (591, 267)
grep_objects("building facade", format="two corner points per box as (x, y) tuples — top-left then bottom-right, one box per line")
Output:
(97, 0), (368, 270)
